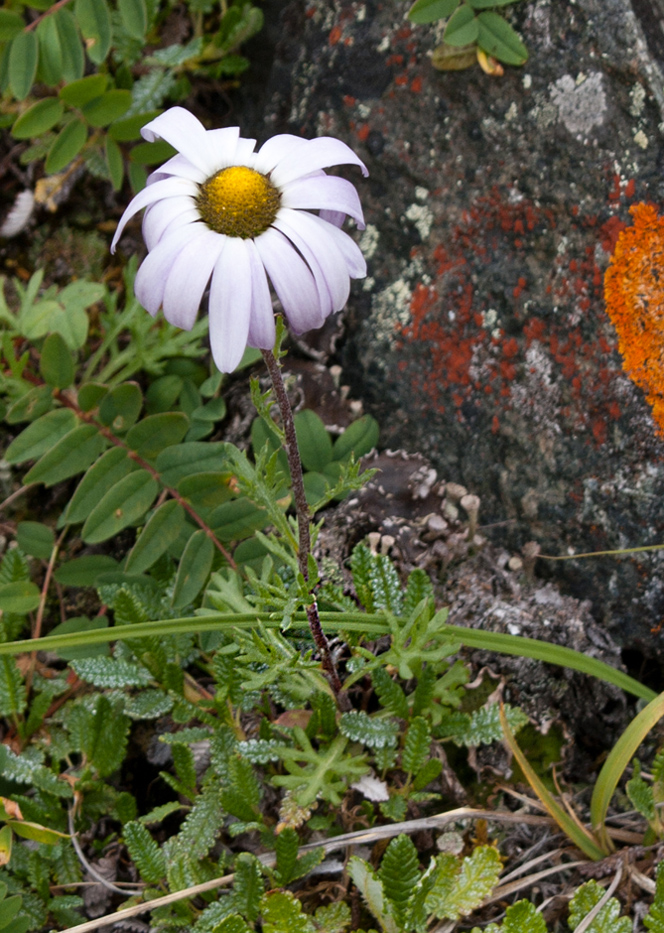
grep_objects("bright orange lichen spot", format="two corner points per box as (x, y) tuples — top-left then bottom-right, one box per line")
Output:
(604, 203), (664, 433)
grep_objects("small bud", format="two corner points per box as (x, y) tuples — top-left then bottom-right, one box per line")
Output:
(445, 482), (467, 502)
(522, 541), (541, 581)
(460, 493), (480, 543)
(367, 531), (381, 555)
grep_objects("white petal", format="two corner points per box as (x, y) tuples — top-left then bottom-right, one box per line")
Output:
(281, 175), (365, 228)
(162, 229), (226, 330)
(208, 238), (252, 372)
(254, 227), (323, 334)
(245, 239), (275, 348)
(205, 126), (243, 168)
(319, 209), (345, 228)
(274, 208), (349, 314)
(134, 223), (206, 314)
(149, 153), (207, 184)
(254, 134), (308, 175)
(232, 137), (258, 166)
(143, 196), (199, 250)
(308, 214), (367, 278)
(140, 107), (225, 177)
(111, 176), (197, 252)
(270, 136), (368, 187)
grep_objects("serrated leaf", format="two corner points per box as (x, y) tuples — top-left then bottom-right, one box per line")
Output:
(443, 4), (479, 46)
(63, 446), (139, 525)
(72, 656), (152, 688)
(402, 717), (432, 775)
(0, 657), (27, 717)
(178, 783), (225, 859)
(626, 766), (655, 822)
(379, 835), (421, 927)
(445, 703), (528, 747)
(403, 568), (434, 617)
(125, 500), (185, 574)
(9, 32), (38, 100)
(5, 407), (77, 464)
(472, 899), (547, 933)
(275, 827), (299, 885)
(124, 688), (173, 719)
(46, 119), (88, 174)
(476, 11), (527, 64)
(126, 412), (189, 459)
(569, 879), (630, 933)
(313, 901), (351, 933)
(12, 98), (64, 139)
(339, 711), (399, 749)
(74, 0), (112, 63)
(260, 891), (316, 933)
(16, 521), (54, 559)
(123, 821), (166, 884)
(212, 917), (253, 933)
(233, 853), (264, 922)
(118, 0), (146, 37)
(408, 0), (460, 21)
(428, 846), (502, 920)
(82, 470), (159, 543)
(68, 694), (130, 777)
(24, 424), (105, 487)
(348, 858), (398, 933)
(645, 861), (664, 932)
(372, 666), (409, 719)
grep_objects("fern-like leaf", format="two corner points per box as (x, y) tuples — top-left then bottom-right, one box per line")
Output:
(339, 711), (399, 750)
(378, 835), (420, 928)
(645, 861), (664, 932)
(403, 568), (434, 617)
(428, 846), (502, 921)
(568, 880), (630, 933)
(372, 667), (409, 719)
(0, 657), (27, 718)
(233, 853), (264, 923)
(402, 717), (431, 775)
(471, 899), (547, 933)
(350, 544), (375, 612)
(260, 891), (316, 933)
(347, 857), (398, 933)
(274, 827), (299, 885)
(123, 821), (166, 884)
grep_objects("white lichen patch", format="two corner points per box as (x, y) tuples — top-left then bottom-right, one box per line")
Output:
(370, 276), (413, 346)
(404, 202), (434, 239)
(509, 341), (562, 436)
(359, 223), (379, 259)
(549, 72), (607, 140)
(629, 82), (646, 117)
(634, 129), (648, 149)
(505, 102), (518, 122)
(415, 186), (429, 202)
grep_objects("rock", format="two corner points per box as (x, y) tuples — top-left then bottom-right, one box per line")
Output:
(258, 0), (664, 653)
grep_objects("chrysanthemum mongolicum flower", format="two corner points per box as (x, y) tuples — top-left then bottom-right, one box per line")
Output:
(111, 107), (368, 372)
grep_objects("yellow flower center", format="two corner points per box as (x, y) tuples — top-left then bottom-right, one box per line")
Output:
(196, 165), (281, 238)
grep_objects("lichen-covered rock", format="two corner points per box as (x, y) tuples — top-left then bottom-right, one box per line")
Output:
(260, 0), (664, 652)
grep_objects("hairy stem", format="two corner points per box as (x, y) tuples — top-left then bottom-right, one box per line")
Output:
(261, 349), (344, 699)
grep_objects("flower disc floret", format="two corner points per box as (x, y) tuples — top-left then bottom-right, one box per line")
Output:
(110, 107), (368, 373)
(197, 166), (281, 238)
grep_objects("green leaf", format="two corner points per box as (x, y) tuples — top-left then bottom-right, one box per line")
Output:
(12, 98), (64, 139)
(55, 8), (85, 81)
(626, 761), (655, 822)
(476, 11), (527, 64)
(212, 918), (253, 933)
(0, 10), (24, 42)
(72, 655), (152, 688)
(403, 568), (434, 617)
(260, 891), (316, 933)
(125, 500), (185, 574)
(45, 119), (88, 173)
(348, 858), (398, 933)
(82, 470), (159, 543)
(443, 4), (479, 46)
(443, 703), (528, 747)
(413, 757), (443, 791)
(156, 441), (230, 486)
(569, 880), (630, 933)
(126, 412), (189, 459)
(211, 497), (268, 542)
(5, 385), (54, 425)
(47, 615), (110, 660)
(294, 409), (332, 471)
(9, 32), (38, 100)
(313, 902), (351, 933)
(123, 821), (166, 884)
(645, 861), (664, 932)
(105, 135), (123, 190)
(402, 717), (431, 775)
(379, 835), (421, 928)
(171, 529), (215, 608)
(108, 109), (160, 142)
(233, 853), (264, 922)
(427, 846), (502, 920)
(54, 555), (118, 586)
(274, 827), (299, 885)
(130, 139), (176, 165)
(177, 471), (234, 510)
(78, 382), (108, 412)
(408, 0), (460, 21)
(16, 521), (54, 559)
(68, 694), (130, 777)
(63, 447), (140, 525)
(24, 424), (106, 487)
(98, 382), (143, 433)
(0, 657), (27, 717)
(59, 73), (107, 106)
(74, 0), (112, 63)
(118, 0), (147, 38)
(339, 711), (399, 749)
(371, 667), (409, 719)
(5, 407), (77, 464)
(82, 89), (132, 126)
(36, 14), (63, 86)
(332, 415), (380, 461)
(39, 332), (75, 388)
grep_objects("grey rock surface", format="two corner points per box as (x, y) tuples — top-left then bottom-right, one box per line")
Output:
(257, 0), (664, 653)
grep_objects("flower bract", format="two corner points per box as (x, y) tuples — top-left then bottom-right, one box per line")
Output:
(111, 108), (368, 372)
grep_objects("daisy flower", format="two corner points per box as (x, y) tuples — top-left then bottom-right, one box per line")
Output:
(111, 107), (368, 372)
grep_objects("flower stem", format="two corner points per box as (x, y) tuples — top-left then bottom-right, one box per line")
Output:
(261, 349), (345, 700)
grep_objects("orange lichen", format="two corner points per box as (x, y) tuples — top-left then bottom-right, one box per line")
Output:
(604, 203), (664, 433)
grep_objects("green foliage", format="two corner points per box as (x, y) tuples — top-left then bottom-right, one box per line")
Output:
(408, 0), (528, 67)
(645, 861), (664, 933)
(568, 880), (630, 933)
